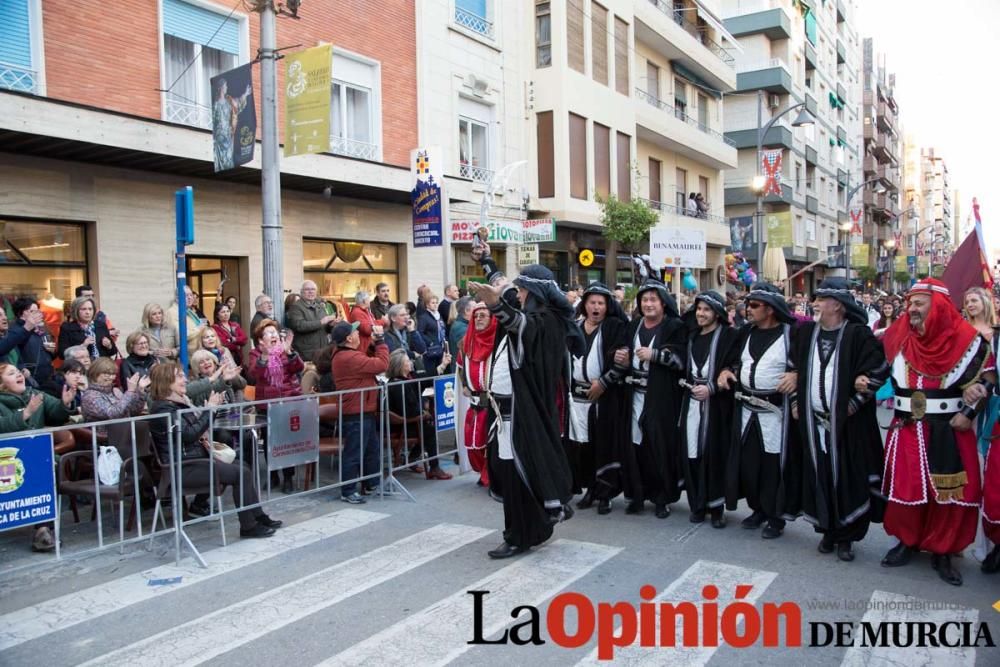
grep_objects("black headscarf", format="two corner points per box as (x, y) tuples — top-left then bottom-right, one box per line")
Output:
(694, 290), (730, 326)
(635, 279), (680, 319)
(576, 281), (628, 323)
(513, 264), (586, 356)
(744, 282), (795, 324)
(815, 277), (868, 325)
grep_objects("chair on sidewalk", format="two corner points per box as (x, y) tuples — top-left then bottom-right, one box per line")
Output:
(303, 396), (342, 490)
(147, 439), (227, 549)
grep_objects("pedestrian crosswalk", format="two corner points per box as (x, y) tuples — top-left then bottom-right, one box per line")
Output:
(0, 507), (991, 666)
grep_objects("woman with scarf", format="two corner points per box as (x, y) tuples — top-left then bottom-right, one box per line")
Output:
(199, 327), (236, 369)
(565, 283), (629, 515)
(58, 296), (115, 361)
(467, 244), (578, 559)
(213, 302), (248, 367)
(248, 319), (304, 494)
(457, 302), (502, 488)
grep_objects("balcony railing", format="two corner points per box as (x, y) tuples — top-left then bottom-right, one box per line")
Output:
(0, 62), (37, 94)
(164, 97), (212, 129)
(454, 6), (494, 39)
(635, 88), (736, 147)
(647, 0), (735, 67)
(459, 161), (495, 184)
(330, 136), (379, 161)
(734, 57), (790, 75)
(639, 197), (728, 226)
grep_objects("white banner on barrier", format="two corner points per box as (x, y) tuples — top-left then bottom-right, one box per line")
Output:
(266, 399), (320, 471)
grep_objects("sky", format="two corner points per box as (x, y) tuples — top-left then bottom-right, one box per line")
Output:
(854, 0), (999, 254)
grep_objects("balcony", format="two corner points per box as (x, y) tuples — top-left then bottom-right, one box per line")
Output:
(877, 102), (895, 133)
(836, 83), (847, 105)
(640, 197), (731, 246)
(634, 88), (737, 169)
(836, 125), (847, 146)
(645, 1), (735, 66)
(805, 93), (818, 116)
(837, 0), (846, 22)
(863, 155), (877, 175)
(804, 41), (818, 70)
(454, 6), (494, 39)
(806, 195), (818, 214)
(164, 97), (211, 129)
(0, 62), (37, 94)
(724, 179), (794, 206)
(805, 145), (818, 165)
(330, 136), (379, 161)
(723, 7), (791, 40)
(724, 123), (793, 151)
(838, 168), (849, 187)
(734, 58), (793, 94)
(458, 161), (495, 184)
(836, 40), (847, 65)
(877, 164), (898, 191)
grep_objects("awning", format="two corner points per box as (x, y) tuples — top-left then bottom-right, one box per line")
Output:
(672, 62), (721, 100)
(692, 0), (744, 52)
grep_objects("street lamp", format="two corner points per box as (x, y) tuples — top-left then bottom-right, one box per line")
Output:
(882, 238), (897, 292)
(754, 90), (815, 281)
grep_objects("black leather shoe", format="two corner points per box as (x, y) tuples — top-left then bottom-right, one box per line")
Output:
(982, 544), (1000, 574)
(488, 542), (524, 559)
(761, 524), (783, 539)
(187, 502), (210, 518)
(881, 541), (914, 567)
(240, 524), (276, 539)
(625, 500), (643, 515)
(818, 534), (835, 554)
(597, 499), (611, 515)
(710, 509), (726, 529)
(561, 504), (575, 523)
(576, 489), (595, 510)
(281, 476), (294, 494)
(741, 510), (766, 529)
(257, 515), (283, 529)
(689, 509), (706, 524)
(931, 554), (963, 586)
(836, 542), (855, 562)
(655, 504), (670, 519)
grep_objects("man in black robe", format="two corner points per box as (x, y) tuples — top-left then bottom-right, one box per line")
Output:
(789, 277), (889, 562)
(720, 283), (798, 539)
(566, 282), (629, 515)
(614, 279), (687, 518)
(468, 246), (577, 558)
(679, 291), (738, 528)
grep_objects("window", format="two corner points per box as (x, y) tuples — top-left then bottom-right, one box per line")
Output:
(795, 162), (802, 194)
(616, 132), (631, 201)
(569, 113), (588, 200)
(807, 218), (817, 241)
(161, 0), (243, 129)
(646, 61), (660, 99)
(674, 77), (687, 118)
(329, 52), (380, 160)
(591, 2), (609, 85)
(455, 0), (493, 38)
(675, 168), (687, 210)
(614, 17), (629, 95)
(697, 93), (708, 130)
(458, 117), (490, 182)
(0, 219), (88, 300)
(537, 111), (555, 198)
(649, 158), (662, 205)
(303, 240), (400, 306)
(567, 0), (585, 74)
(594, 123), (611, 199)
(698, 176), (709, 204)
(0, 0), (43, 94)
(535, 1), (551, 67)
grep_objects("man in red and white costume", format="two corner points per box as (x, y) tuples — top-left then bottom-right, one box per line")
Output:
(457, 303), (503, 488)
(880, 278), (994, 586)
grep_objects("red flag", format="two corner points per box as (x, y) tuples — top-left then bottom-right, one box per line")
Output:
(941, 217), (993, 309)
(761, 150), (783, 196)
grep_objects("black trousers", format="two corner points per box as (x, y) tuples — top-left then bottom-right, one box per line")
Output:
(184, 460), (264, 530)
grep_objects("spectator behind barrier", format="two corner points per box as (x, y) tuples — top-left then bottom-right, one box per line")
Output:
(213, 302), (248, 367)
(119, 331), (159, 388)
(139, 302), (178, 360)
(385, 349), (452, 481)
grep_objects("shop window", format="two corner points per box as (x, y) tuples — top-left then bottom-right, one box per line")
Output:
(0, 219), (87, 302)
(303, 239), (400, 307)
(455, 247), (506, 291)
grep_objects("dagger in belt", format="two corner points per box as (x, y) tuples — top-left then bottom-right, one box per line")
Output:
(734, 391), (784, 416)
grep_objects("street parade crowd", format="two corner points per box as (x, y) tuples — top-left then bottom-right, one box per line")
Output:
(2, 244), (1000, 591)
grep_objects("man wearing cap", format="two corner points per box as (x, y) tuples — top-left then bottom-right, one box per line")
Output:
(566, 282), (630, 515)
(679, 291), (738, 528)
(331, 319), (388, 504)
(613, 279), (687, 519)
(719, 283), (798, 540)
(788, 277), (889, 563)
(468, 244), (577, 559)
(880, 278), (991, 585)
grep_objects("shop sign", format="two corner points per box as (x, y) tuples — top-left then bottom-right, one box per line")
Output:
(434, 376), (456, 433)
(0, 434), (56, 532)
(451, 219), (523, 245)
(518, 244), (539, 267)
(411, 147), (444, 247)
(522, 219), (555, 243)
(649, 226), (707, 269)
(578, 249), (595, 267)
(284, 45), (331, 158)
(267, 398), (320, 471)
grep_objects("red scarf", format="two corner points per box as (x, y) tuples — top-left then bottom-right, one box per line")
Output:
(882, 279), (979, 377)
(462, 304), (497, 364)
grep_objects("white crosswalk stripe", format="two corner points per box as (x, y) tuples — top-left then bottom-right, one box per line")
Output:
(840, 590), (979, 667)
(574, 559), (777, 666)
(0, 508), (386, 652)
(78, 523), (492, 667)
(315, 538), (623, 667)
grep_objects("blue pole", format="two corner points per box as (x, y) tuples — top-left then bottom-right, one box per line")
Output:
(175, 187), (194, 371)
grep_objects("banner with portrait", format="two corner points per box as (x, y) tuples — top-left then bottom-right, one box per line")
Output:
(210, 63), (256, 172)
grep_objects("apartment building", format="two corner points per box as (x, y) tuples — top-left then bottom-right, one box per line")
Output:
(721, 0), (862, 294)
(0, 0), (488, 330)
(528, 0), (740, 290)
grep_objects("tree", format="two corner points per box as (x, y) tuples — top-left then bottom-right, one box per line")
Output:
(598, 194), (660, 284)
(856, 265), (878, 287)
(893, 270), (912, 287)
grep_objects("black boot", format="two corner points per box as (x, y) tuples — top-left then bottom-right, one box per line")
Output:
(625, 499), (644, 514)
(761, 518), (784, 539)
(710, 507), (726, 529)
(655, 504), (671, 519)
(741, 510), (766, 529)
(818, 533), (835, 554)
(488, 542), (524, 559)
(576, 489), (595, 510)
(983, 544), (1000, 574)
(689, 508), (706, 524)
(836, 541), (855, 562)
(931, 554), (963, 586)
(597, 499), (612, 515)
(881, 541), (914, 567)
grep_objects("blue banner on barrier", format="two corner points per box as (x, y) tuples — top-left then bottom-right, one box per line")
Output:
(0, 433), (56, 531)
(434, 376), (456, 433)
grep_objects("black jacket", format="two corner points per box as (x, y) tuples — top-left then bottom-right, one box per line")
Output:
(149, 399), (211, 464)
(58, 320), (116, 359)
(0, 322), (31, 364)
(119, 354), (158, 387)
(16, 322), (55, 386)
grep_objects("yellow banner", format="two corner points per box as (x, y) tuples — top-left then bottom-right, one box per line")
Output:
(284, 44), (331, 157)
(894, 255), (908, 272)
(764, 211), (792, 247)
(852, 243), (870, 267)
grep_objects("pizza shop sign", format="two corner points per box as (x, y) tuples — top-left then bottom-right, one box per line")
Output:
(450, 219), (555, 245)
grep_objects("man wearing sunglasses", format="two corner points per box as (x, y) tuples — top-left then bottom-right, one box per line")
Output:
(718, 283), (798, 541)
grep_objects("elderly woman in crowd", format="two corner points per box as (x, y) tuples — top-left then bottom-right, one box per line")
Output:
(200, 327), (236, 368)
(248, 319), (304, 494)
(0, 362), (76, 551)
(58, 296), (116, 360)
(118, 331), (158, 387)
(416, 293), (446, 374)
(213, 302), (248, 367)
(140, 302), (179, 360)
(350, 290), (378, 353)
(385, 349), (452, 480)
(81, 357), (148, 430)
(147, 362), (280, 537)
(190, 349), (246, 405)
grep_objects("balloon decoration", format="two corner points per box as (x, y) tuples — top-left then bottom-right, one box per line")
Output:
(682, 269), (698, 291)
(724, 251), (756, 288)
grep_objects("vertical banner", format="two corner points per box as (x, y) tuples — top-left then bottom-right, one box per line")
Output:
(729, 215), (756, 256)
(267, 398), (320, 471)
(764, 211), (793, 247)
(411, 148), (444, 247)
(761, 149), (783, 196)
(0, 435), (56, 532)
(211, 63), (256, 172)
(852, 243), (870, 267)
(894, 255), (908, 272)
(434, 376), (456, 433)
(284, 44), (332, 157)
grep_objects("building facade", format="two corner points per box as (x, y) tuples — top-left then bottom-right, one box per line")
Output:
(722, 0), (862, 294)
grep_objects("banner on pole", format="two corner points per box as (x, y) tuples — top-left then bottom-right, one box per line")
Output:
(761, 149), (783, 197)
(211, 63), (256, 172)
(0, 434), (56, 532)
(434, 376), (456, 433)
(411, 148), (444, 247)
(852, 243), (870, 267)
(284, 44), (332, 157)
(764, 211), (793, 247)
(729, 215), (756, 256)
(649, 226), (707, 269)
(894, 255), (908, 272)
(267, 398), (320, 471)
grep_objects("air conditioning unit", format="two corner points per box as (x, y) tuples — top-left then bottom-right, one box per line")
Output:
(768, 94), (781, 109)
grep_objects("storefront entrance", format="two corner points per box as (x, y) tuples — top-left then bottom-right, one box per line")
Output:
(185, 255), (246, 323)
(0, 218), (88, 318)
